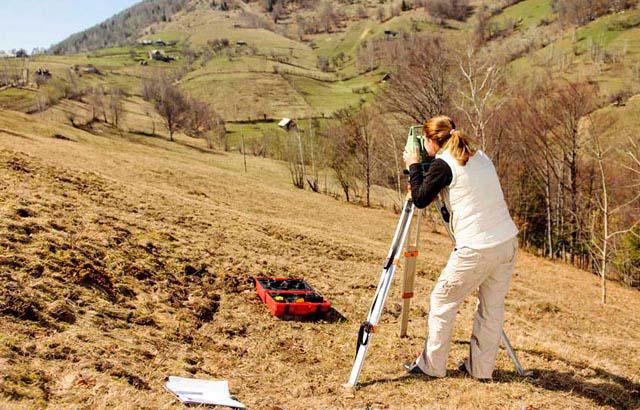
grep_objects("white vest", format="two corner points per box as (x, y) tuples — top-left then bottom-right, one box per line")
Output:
(436, 149), (518, 249)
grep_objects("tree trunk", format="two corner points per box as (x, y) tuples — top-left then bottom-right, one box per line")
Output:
(599, 156), (609, 305)
(297, 128), (306, 184)
(545, 166), (553, 258)
(241, 132), (247, 173)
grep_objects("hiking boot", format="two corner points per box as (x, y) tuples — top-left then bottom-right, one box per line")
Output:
(458, 361), (491, 383)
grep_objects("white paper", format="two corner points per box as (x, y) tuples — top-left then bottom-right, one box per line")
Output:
(165, 376), (245, 408)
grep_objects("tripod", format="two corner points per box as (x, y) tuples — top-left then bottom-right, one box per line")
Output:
(346, 194), (530, 388)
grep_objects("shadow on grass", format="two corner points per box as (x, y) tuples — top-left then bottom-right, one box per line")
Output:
(125, 130), (224, 156)
(359, 347), (639, 409)
(493, 347), (640, 409)
(280, 307), (347, 324)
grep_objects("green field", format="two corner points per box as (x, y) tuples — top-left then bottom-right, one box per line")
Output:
(492, 0), (554, 31)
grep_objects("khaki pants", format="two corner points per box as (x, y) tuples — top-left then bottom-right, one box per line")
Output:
(416, 237), (518, 379)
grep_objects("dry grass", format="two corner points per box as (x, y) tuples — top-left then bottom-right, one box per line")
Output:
(0, 108), (638, 409)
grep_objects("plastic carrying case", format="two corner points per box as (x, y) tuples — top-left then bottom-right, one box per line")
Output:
(255, 277), (331, 318)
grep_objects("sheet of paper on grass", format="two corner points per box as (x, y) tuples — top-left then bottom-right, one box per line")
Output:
(165, 376), (245, 408)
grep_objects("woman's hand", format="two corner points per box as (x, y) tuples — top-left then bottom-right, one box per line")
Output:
(403, 148), (420, 168)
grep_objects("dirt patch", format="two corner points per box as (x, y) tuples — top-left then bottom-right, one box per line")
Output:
(16, 208), (35, 218)
(47, 300), (76, 324)
(188, 294), (220, 323)
(0, 283), (44, 323)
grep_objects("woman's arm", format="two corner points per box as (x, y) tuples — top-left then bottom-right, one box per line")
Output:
(408, 159), (453, 209)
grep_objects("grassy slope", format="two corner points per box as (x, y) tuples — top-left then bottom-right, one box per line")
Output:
(492, 0), (554, 31)
(0, 110), (638, 409)
(498, 1), (640, 97)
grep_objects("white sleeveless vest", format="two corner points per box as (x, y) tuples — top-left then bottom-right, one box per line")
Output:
(436, 149), (518, 249)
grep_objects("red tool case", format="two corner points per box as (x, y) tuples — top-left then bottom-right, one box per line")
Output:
(255, 278), (331, 318)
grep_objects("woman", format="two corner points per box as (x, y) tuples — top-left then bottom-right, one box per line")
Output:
(402, 115), (518, 381)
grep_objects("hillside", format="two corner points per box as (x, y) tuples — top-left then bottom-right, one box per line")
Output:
(1, 109), (639, 408)
(7, 0), (637, 139)
(49, 0), (190, 55)
(0, 1), (639, 407)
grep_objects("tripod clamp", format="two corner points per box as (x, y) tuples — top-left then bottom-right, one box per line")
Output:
(355, 321), (377, 356)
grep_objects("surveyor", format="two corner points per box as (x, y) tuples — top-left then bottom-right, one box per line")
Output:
(402, 115), (518, 382)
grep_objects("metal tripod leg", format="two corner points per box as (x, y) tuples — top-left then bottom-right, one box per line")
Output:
(345, 199), (416, 388)
(501, 330), (532, 377)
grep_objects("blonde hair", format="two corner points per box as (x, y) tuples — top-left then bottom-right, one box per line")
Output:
(424, 115), (476, 166)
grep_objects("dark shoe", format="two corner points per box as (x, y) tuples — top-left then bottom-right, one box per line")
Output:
(404, 362), (435, 379)
(458, 361), (491, 383)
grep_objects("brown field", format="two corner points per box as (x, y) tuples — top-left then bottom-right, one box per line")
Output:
(0, 108), (638, 409)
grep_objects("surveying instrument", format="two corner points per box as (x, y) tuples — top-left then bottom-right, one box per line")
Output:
(345, 125), (531, 388)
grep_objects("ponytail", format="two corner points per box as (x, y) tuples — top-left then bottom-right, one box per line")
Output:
(424, 115), (476, 166)
(443, 129), (476, 166)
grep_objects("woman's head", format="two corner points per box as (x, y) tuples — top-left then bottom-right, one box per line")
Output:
(424, 115), (476, 166)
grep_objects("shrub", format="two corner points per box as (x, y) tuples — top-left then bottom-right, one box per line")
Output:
(425, 0), (471, 21)
(614, 228), (640, 288)
(552, 0), (638, 25)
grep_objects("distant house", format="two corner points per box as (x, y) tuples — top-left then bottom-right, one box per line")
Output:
(35, 68), (51, 78)
(140, 39), (153, 46)
(149, 49), (174, 62)
(81, 65), (100, 74)
(384, 30), (397, 40)
(0, 51), (16, 59)
(380, 73), (391, 83)
(15, 49), (28, 58)
(153, 39), (167, 46)
(278, 118), (296, 130)
(236, 40), (247, 46)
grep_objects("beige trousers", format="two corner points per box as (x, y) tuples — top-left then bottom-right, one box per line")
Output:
(416, 237), (518, 379)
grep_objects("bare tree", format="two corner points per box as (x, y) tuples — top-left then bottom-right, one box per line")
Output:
(377, 36), (453, 124)
(108, 87), (125, 129)
(333, 108), (380, 207)
(318, 1), (339, 33)
(473, 4), (493, 45)
(326, 123), (356, 202)
(145, 107), (157, 136)
(210, 113), (227, 150)
(285, 127), (305, 189)
(546, 81), (599, 262)
(87, 87), (105, 122)
(142, 76), (190, 141)
(456, 45), (504, 152)
(356, 4), (368, 19)
(186, 98), (213, 138)
(426, 0), (471, 21)
(305, 120), (323, 192)
(585, 115), (640, 303)
(587, 116), (612, 304)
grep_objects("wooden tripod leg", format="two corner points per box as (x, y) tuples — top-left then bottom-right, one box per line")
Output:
(400, 211), (422, 337)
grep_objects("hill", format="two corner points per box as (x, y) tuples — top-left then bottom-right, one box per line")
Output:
(1, 109), (639, 408)
(49, 0), (190, 55)
(0, 2), (639, 406)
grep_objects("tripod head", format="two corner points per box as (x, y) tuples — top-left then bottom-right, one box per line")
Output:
(403, 125), (434, 176)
